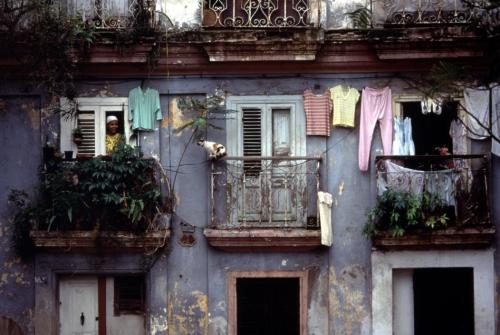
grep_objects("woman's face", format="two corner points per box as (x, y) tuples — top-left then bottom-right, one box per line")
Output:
(107, 120), (119, 135)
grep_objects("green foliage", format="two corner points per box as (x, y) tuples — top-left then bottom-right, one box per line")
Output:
(347, 7), (372, 29)
(11, 145), (165, 237)
(364, 189), (450, 237)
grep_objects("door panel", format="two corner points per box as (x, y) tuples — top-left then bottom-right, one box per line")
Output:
(59, 277), (98, 335)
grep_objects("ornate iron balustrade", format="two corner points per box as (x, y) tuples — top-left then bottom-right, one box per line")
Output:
(66, 0), (155, 29)
(210, 156), (321, 228)
(375, 155), (491, 227)
(202, 0), (313, 28)
(383, 0), (477, 25)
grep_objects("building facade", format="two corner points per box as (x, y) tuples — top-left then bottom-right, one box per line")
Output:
(0, 0), (498, 334)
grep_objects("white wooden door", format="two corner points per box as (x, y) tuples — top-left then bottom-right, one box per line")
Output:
(59, 277), (99, 335)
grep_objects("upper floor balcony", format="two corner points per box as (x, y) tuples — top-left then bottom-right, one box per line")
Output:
(373, 0), (477, 26)
(202, 0), (318, 28)
(369, 154), (494, 250)
(204, 156), (323, 251)
(18, 145), (171, 253)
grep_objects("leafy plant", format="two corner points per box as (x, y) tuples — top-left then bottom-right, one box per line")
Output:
(364, 189), (450, 237)
(10, 145), (169, 244)
(347, 7), (372, 29)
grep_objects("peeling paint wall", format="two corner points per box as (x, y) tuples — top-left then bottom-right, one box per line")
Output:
(0, 70), (498, 335)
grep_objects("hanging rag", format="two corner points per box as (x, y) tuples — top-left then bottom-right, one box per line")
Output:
(392, 117), (415, 155)
(421, 97), (442, 115)
(378, 160), (425, 196)
(464, 87), (490, 140)
(303, 90), (332, 136)
(492, 85), (500, 157)
(359, 87), (393, 171)
(318, 191), (333, 247)
(330, 84), (360, 128)
(128, 86), (162, 131)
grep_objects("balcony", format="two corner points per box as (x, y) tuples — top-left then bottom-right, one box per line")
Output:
(202, 0), (316, 28)
(369, 155), (494, 250)
(19, 145), (171, 253)
(66, 0), (156, 30)
(204, 156), (323, 251)
(373, 0), (475, 26)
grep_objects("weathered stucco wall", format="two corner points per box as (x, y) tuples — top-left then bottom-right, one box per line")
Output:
(0, 73), (498, 334)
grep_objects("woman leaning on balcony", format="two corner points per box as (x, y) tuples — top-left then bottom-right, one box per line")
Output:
(105, 115), (124, 155)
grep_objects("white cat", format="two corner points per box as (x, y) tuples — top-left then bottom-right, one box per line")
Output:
(197, 139), (227, 160)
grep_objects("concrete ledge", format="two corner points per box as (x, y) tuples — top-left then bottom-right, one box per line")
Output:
(30, 229), (170, 252)
(203, 228), (322, 252)
(372, 227), (495, 250)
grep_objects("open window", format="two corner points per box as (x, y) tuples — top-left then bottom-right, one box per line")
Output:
(60, 97), (131, 157)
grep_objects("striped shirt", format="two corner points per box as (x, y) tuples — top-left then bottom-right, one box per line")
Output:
(303, 90), (332, 136)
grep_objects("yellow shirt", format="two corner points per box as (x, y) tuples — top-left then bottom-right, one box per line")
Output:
(106, 133), (124, 155)
(330, 85), (360, 128)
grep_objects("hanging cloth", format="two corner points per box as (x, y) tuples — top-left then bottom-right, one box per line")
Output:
(128, 87), (162, 131)
(318, 191), (333, 247)
(392, 117), (415, 156)
(303, 90), (332, 136)
(464, 87), (490, 140)
(330, 85), (360, 128)
(359, 87), (393, 171)
(492, 85), (500, 157)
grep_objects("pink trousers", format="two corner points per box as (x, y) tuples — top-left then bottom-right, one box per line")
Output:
(358, 87), (393, 171)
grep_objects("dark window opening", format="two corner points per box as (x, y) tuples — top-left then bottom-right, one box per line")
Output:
(237, 277), (299, 335)
(114, 275), (145, 315)
(413, 267), (474, 335)
(402, 101), (457, 156)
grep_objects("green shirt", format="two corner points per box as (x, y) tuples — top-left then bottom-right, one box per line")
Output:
(128, 87), (162, 131)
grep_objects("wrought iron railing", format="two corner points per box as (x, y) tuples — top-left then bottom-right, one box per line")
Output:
(202, 0), (314, 28)
(375, 155), (491, 227)
(66, 0), (155, 29)
(382, 0), (477, 25)
(210, 156), (321, 228)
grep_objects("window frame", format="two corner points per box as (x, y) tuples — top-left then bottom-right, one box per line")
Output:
(226, 95), (306, 158)
(371, 249), (495, 335)
(391, 94), (470, 154)
(60, 97), (131, 156)
(227, 270), (308, 335)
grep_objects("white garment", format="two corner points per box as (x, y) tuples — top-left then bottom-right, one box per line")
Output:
(378, 160), (425, 196)
(392, 117), (415, 155)
(464, 87), (490, 139)
(492, 85), (500, 156)
(421, 97), (442, 115)
(318, 191), (333, 247)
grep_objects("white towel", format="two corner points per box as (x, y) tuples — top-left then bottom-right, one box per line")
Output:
(318, 191), (333, 247)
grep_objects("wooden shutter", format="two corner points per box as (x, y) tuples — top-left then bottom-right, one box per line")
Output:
(77, 111), (96, 157)
(242, 108), (262, 175)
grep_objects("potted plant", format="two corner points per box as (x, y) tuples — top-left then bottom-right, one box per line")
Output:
(363, 189), (449, 238)
(72, 127), (83, 145)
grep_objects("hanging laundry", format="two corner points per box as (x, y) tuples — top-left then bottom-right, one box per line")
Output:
(392, 117), (415, 156)
(329, 84), (360, 128)
(464, 87), (490, 139)
(359, 87), (393, 171)
(421, 97), (442, 115)
(492, 85), (500, 157)
(303, 90), (332, 136)
(378, 160), (425, 196)
(317, 191), (333, 247)
(128, 86), (162, 131)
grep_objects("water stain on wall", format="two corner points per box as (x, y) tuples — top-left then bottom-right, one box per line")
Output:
(167, 283), (208, 335)
(329, 264), (370, 335)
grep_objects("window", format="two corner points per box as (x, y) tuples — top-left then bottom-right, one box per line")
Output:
(392, 95), (467, 157)
(60, 97), (131, 157)
(114, 275), (145, 315)
(228, 271), (308, 335)
(372, 250), (495, 335)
